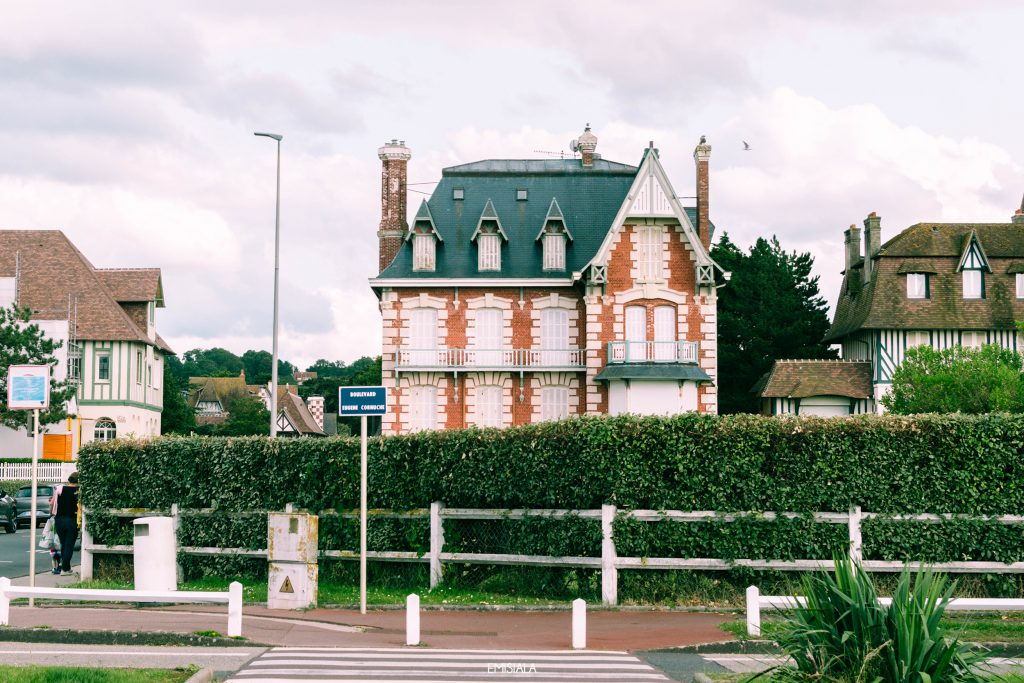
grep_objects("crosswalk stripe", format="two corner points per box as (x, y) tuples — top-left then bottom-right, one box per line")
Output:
(226, 647), (671, 682)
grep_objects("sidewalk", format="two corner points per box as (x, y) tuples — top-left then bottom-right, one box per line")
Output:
(3, 568), (735, 651)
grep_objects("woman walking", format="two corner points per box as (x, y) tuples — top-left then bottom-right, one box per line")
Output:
(50, 472), (79, 575)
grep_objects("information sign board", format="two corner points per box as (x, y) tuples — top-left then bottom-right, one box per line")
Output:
(339, 386), (387, 416)
(6, 365), (50, 410)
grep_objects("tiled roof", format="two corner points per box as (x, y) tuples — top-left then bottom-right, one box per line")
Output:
(280, 391), (325, 436)
(95, 268), (164, 306)
(378, 157), (640, 280)
(826, 222), (1024, 341)
(187, 374), (250, 407)
(0, 230), (164, 347)
(755, 360), (872, 399)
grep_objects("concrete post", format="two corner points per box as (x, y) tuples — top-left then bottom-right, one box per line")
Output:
(746, 585), (760, 636)
(601, 505), (617, 605)
(429, 502), (444, 589)
(848, 505), (863, 565)
(406, 593), (420, 646)
(572, 598), (586, 649)
(80, 509), (94, 581)
(171, 503), (183, 584)
(228, 581), (243, 637)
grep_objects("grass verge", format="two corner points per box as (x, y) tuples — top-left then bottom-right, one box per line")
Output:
(0, 665), (196, 682)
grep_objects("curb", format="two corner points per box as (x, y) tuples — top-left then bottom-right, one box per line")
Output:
(0, 628), (265, 648)
(184, 669), (215, 683)
(644, 639), (781, 654)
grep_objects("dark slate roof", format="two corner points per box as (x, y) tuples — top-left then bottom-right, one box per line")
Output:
(594, 364), (712, 382)
(754, 360), (872, 399)
(826, 222), (1024, 341)
(378, 157), (639, 280)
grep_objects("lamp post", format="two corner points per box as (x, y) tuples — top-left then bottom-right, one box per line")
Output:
(254, 131), (283, 437)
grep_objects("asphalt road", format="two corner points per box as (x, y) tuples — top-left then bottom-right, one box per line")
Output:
(0, 524), (54, 578)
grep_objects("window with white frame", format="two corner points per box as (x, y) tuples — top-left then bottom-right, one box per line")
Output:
(906, 331), (930, 349)
(1017, 274), (1024, 299)
(539, 308), (569, 365)
(474, 386), (503, 427)
(153, 361), (162, 389)
(478, 234), (501, 271)
(963, 270), (983, 299)
(637, 226), (663, 281)
(653, 306), (675, 360)
(472, 308), (503, 366)
(413, 234), (436, 271)
(543, 234), (565, 270)
(408, 385), (438, 431)
(961, 331), (986, 349)
(625, 305), (646, 361)
(408, 308), (438, 365)
(907, 273), (928, 299)
(94, 418), (117, 442)
(540, 386), (569, 421)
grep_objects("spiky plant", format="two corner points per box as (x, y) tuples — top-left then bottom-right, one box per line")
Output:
(766, 556), (987, 683)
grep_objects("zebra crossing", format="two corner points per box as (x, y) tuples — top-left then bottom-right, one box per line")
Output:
(227, 647), (672, 682)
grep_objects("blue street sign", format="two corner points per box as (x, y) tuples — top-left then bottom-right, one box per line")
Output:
(339, 386), (388, 416)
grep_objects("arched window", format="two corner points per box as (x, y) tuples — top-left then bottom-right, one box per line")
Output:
(94, 418), (117, 442)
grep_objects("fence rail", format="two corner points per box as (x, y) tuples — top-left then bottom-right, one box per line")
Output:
(81, 504), (1024, 606)
(0, 462), (75, 482)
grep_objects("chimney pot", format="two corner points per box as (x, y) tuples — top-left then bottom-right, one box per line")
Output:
(577, 124), (598, 168)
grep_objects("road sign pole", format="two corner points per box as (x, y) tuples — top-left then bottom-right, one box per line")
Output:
(29, 408), (39, 607)
(360, 414), (368, 615)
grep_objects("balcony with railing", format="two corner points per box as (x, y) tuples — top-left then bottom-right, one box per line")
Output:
(607, 340), (698, 364)
(396, 348), (585, 371)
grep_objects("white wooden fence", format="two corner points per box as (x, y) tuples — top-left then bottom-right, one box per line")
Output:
(81, 504), (1024, 606)
(0, 461), (75, 482)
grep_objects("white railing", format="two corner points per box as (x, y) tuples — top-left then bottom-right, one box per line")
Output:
(0, 576), (242, 637)
(607, 340), (698, 364)
(745, 585), (1024, 636)
(397, 348), (585, 369)
(81, 504), (1024, 607)
(0, 462), (75, 482)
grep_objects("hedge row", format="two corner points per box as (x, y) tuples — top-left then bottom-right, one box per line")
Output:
(79, 413), (1024, 514)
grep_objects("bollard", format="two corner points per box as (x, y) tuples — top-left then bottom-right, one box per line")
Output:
(406, 594), (420, 646)
(572, 598), (586, 649)
(0, 577), (9, 626)
(228, 581), (243, 637)
(746, 585), (761, 636)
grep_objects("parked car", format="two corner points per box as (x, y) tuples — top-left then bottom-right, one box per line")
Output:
(0, 491), (15, 533)
(15, 484), (54, 528)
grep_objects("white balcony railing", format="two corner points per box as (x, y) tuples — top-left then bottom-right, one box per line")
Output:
(607, 340), (698, 364)
(397, 348), (585, 370)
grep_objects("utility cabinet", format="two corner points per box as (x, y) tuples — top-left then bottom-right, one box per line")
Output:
(267, 512), (318, 609)
(133, 516), (176, 592)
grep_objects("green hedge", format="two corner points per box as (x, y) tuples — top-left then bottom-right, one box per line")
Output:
(76, 413), (1024, 588)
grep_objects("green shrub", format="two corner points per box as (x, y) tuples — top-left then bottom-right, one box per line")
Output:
(769, 558), (986, 683)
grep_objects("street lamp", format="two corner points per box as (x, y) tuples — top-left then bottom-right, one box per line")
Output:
(254, 131), (283, 437)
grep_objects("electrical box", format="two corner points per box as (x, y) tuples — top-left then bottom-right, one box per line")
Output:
(267, 512), (318, 609)
(133, 516), (176, 592)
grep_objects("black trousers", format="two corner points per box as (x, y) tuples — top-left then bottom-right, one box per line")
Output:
(55, 516), (78, 572)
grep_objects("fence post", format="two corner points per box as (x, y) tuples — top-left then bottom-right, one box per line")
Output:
(228, 581), (243, 637)
(746, 585), (760, 636)
(848, 505), (863, 565)
(171, 503), (183, 585)
(430, 502), (444, 590)
(80, 508), (93, 581)
(601, 504), (617, 606)
(0, 576), (10, 626)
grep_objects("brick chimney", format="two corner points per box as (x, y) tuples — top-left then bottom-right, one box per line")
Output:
(307, 395), (324, 432)
(863, 212), (882, 284)
(844, 223), (861, 272)
(377, 139), (412, 272)
(693, 135), (712, 251)
(1014, 194), (1024, 225)
(576, 124), (598, 168)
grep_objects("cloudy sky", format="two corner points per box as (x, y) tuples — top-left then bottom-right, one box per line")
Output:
(3, 1), (1022, 369)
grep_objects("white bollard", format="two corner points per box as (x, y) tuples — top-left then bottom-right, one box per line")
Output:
(228, 581), (243, 637)
(746, 585), (761, 637)
(572, 598), (586, 649)
(406, 593), (420, 646)
(0, 577), (10, 626)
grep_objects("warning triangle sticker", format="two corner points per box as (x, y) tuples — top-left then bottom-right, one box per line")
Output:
(280, 576), (294, 594)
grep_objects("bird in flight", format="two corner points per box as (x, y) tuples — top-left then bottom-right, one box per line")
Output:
(742, 140), (752, 151)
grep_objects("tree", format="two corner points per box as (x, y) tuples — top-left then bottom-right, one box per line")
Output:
(712, 233), (837, 414)
(215, 394), (270, 436)
(181, 347), (243, 378)
(241, 349), (295, 386)
(0, 305), (78, 431)
(882, 344), (1024, 414)
(160, 360), (196, 435)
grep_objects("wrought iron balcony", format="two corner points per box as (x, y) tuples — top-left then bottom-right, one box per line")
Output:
(607, 340), (699, 364)
(396, 348), (585, 371)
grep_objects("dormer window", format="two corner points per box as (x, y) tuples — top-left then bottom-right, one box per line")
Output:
(963, 269), (984, 299)
(906, 273), (928, 299)
(536, 198), (573, 272)
(452, 188), (464, 200)
(413, 234), (436, 271)
(478, 233), (501, 271)
(543, 233), (565, 270)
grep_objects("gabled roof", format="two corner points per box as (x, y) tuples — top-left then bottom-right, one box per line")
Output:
(187, 373), (250, 408)
(826, 221), (1024, 341)
(95, 268), (165, 306)
(0, 230), (169, 348)
(405, 200), (443, 242)
(534, 198), (573, 242)
(375, 157), (637, 281)
(470, 199), (509, 241)
(754, 360), (872, 399)
(280, 391), (325, 436)
(956, 230), (991, 272)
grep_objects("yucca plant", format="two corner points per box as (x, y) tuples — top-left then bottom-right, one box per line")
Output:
(765, 556), (987, 683)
